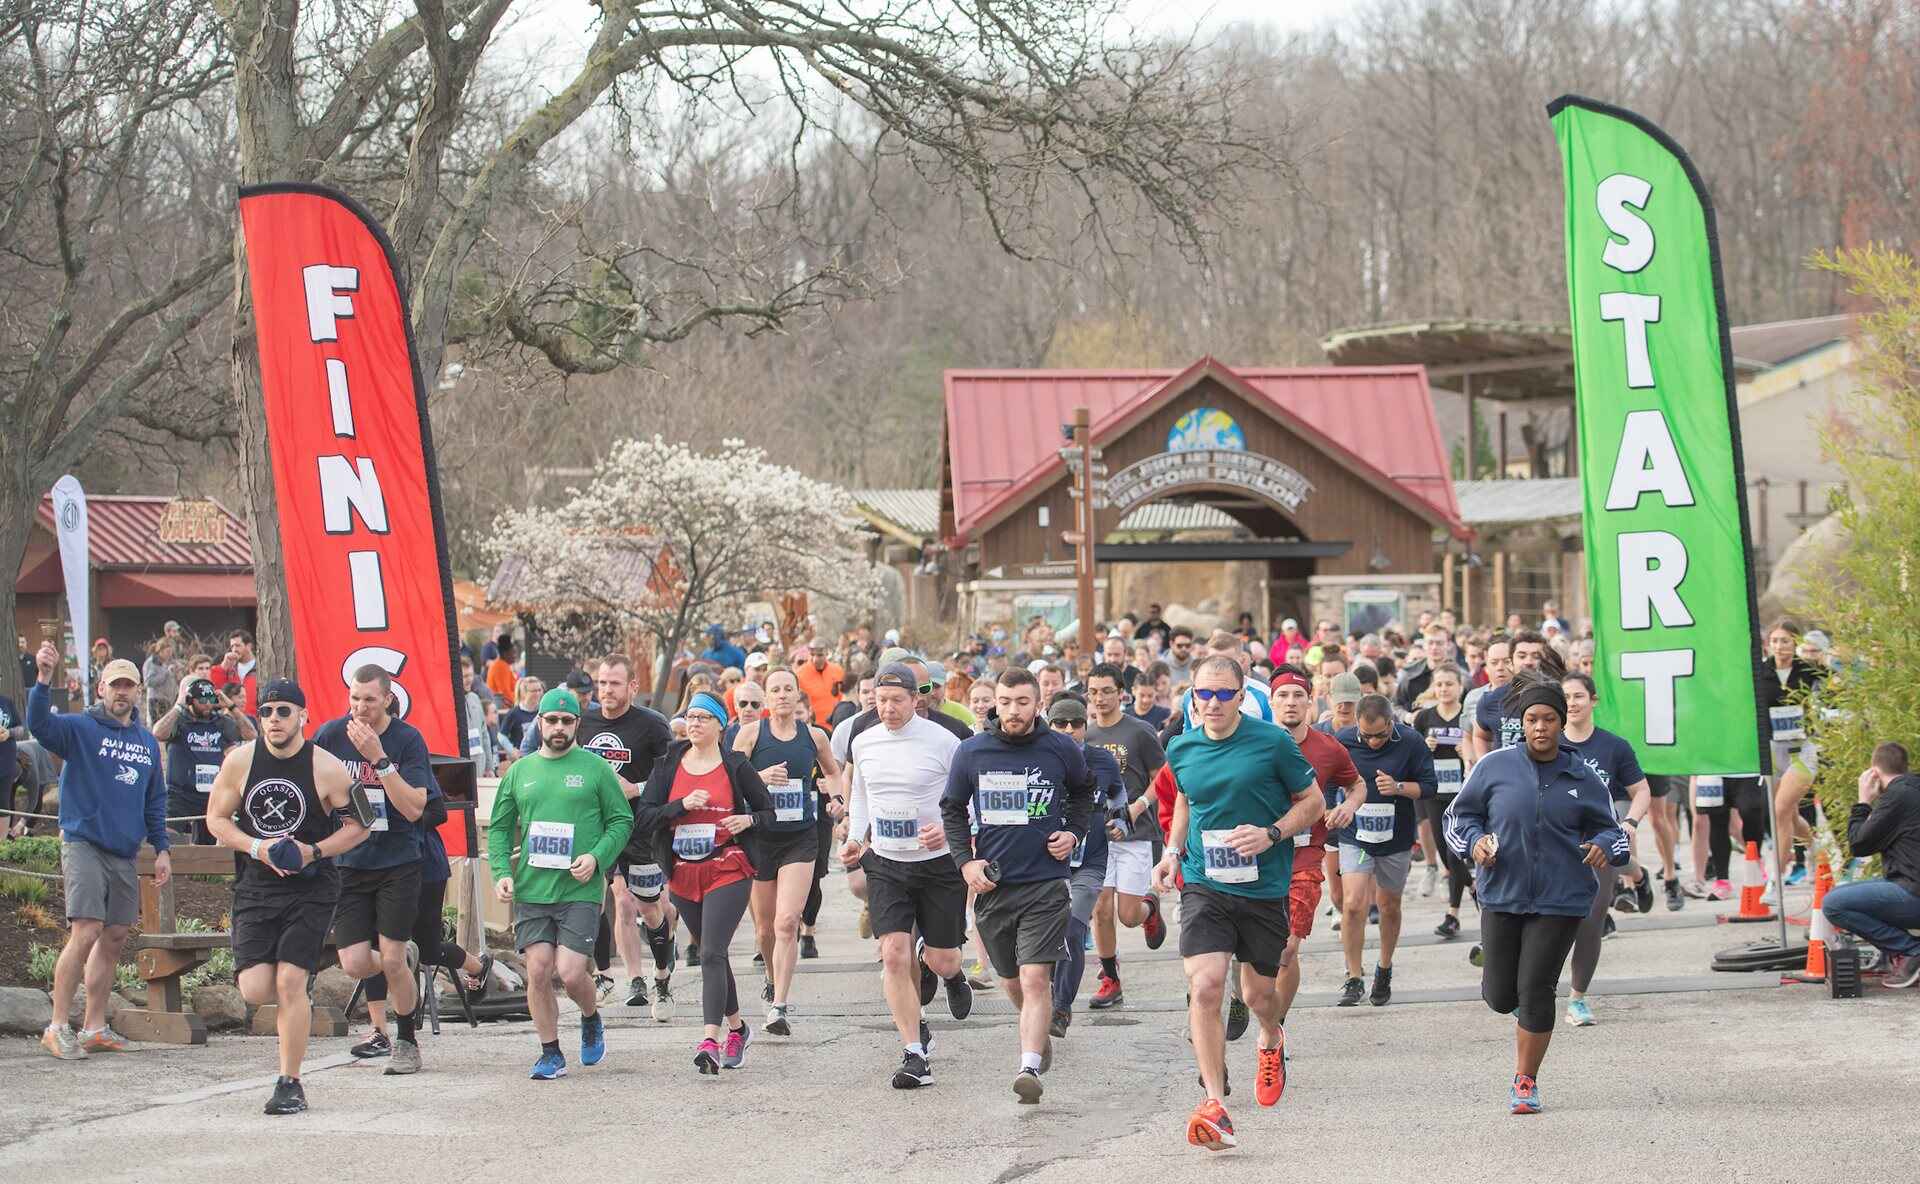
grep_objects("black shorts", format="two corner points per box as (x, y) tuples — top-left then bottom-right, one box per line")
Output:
(754, 826), (820, 882)
(972, 876), (1071, 978)
(233, 877), (341, 973)
(1645, 774), (1679, 799)
(1178, 882), (1290, 978)
(332, 862), (423, 947)
(862, 851), (967, 950)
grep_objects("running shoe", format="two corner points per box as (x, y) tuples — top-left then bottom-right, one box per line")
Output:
(1613, 887), (1638, 913)
(1709, 878), (1733, 900)
(1050, 1007), (1071, 1038)
(1421, 863), (1439, 897)
(965, 959), (994, 989)
(1368, 904), (1380, 925)
(920, 1017), (936, 1058)
(1330, 914), (1341, 932)
(1013, 1067), (1044, 1104)
(1633, 872), (1655, 914)
(1337, 976), (1365, 1006)
(694, 1037), (722, 1076)
(1435, 914), (1461, 939)
(1195, 1066), (1232, 1096)
(892, 1050), (932, 1089)
(1039, 1035), (1053, 1075)
(592, 973), (615, 1001)
(625, 977), (650, 1008)
(1469, 945), (1484, 967)
(1089, 974), (1123, 1009)
(1142, 894), (1167, 949)
(350, 1029), (391, 1059)
(1565, 998), (1595, 1026)
(1369, 964), (1393, 1007)
(857, 907), (872, 939)
(765, 1004), (791, 1036)
(722, 1022), (752, 1069)
(384, 1037), (422, 1075)
(1603, 914), (1617, 938)
(800, 934), (820, 960)
(1255, 1036), (1286, 1107)
(1682, 878), (1711, 900)
(1786, 864), (1808, 887)
(916, 938), (938, 1006)
(1884, 954), (1920, 990)
(1664, 876), (1684, 912)
(1186, 1098), (1236, 1151)
(40, 1024), (85, 1060)
(943, 969), (974, 1020)
(1760, 881), (1782, 907)
(531, 1048), (568, 1080)
(264, 1076), (307, 1114)
(762, 976), (775, 1004)
(80, 1025), (128, 1053)
(752, 950), (765, 964)
(1225, 996), (1250, 1041)
(651, 978), (676, 1023)
(687, 940), (701, 967)
(580, 1011), (606, 1066)
(1509, 1074), (1542, 1115)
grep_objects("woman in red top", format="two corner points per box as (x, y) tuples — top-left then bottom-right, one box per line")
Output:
(631, 691), (775, 1074)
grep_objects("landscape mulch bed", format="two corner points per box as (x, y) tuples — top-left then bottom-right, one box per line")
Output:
(0, 850), (232, 989)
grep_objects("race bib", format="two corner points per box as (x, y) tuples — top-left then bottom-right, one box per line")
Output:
(1200, 829), (1257, 883)
(193, 763), (219, 793)
(1434, 759), (1464, 795)
(1293, 829), (1312, 848)
(1694, 776), (1725, 808)
(1769, 705), (1805, 743)
(365, 786), (389, 832)
(526, 820), (575, 869)
(1355, 801), (1395, 845)
(672, 823), (718, 861)
(1430, 726), (1465, 748)
(872, 807), (922, 855)
(978, 771), (1030, 827)
(771, 786), (807, 823)
(626, 862), (665, 898)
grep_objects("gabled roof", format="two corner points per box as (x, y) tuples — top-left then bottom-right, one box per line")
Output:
(1453, 478), (1584, 526)
(34, 495), (252, 570)
(941, 357), (1465, 542)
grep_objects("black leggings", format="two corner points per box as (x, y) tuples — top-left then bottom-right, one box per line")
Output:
(802, 809), (833, 928)
(1570, 866), (1619, 993)
(364, 876), (472, 1005)
(1700, 778), (1768, 880)
(1422, 797), (1475, 908)
(673, 878), (752, 1027)
(1480, 911), (1582, 1034)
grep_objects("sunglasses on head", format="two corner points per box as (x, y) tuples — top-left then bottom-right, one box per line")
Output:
(1192, 687), (1239, 702)
(541, 713), (576, 725)
(260, 704), (298, 720)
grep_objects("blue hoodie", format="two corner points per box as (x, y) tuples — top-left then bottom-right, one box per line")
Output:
(27, 683), (168, 859)
(1442, 743), (1628, 917)
(941, 718), (1094, 886)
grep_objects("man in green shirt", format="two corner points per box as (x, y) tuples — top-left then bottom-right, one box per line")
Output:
(488, 687), (633, 1080)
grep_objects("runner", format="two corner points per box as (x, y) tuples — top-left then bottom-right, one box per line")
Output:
(1468, 635), (1517, 760)
(943, 666), (1094, 1103)
(1152, 655), (1322, 1149)
(313, 665), (438, 1074)
(842, 664), (973, 1090)
(735, 667), (841, 1034)
(1044, 695), (1125, 1037)
(486, 687), (633, 1080)
(204, 679), (367, 1113)
(632, 690), (772, 1073)
(1413, 665), (1474, 937)
(576, 656), (677, 1014)
(1761, 620), (1824, 893)
(1444, 671), (1627, 1113)
(151, 675), (251, 845)
(1081, 663), (1168, 1012)
(26, 645), (171, 1061)
(1334, 694), (1438, 1006)
(1318, 670), (1365, 933)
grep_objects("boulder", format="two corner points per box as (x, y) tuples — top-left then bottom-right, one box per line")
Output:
(63, 986), (132, 1028)
(190, 984), (247, 1031)
(0, 986), (52, 1035)
(310, 966), (356, 1012)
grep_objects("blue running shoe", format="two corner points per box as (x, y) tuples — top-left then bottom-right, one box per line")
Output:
(1510, 1074), (1542, 1114)
(530, 1049), (567, 1080)
(1564, 999), (1595, 1027)
(581, 1012), (606, 1066)
(1785, 864), (1808, 887)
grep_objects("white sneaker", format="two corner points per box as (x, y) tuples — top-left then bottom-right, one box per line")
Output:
(1421, 864), (1439, 897)
(1759, 882), (1781, 907)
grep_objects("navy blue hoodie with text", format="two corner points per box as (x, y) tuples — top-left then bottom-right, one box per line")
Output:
(1443, 743), (1629, 917)
(941, 717), (1094, 886)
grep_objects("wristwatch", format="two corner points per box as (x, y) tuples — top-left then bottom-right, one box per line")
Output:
(373, 756), (394, 775)
(1623, 815), (1641, 829)
(1265, 823), (1286, 846)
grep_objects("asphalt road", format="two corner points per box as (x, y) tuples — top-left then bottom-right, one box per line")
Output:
(3, 863), (1916, 1182)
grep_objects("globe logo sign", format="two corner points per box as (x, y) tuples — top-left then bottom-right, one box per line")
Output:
(1166, 408), (1246, 453)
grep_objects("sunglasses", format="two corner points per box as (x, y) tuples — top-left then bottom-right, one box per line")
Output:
(1192, 687), (1239, 702)
(541, 713), (577, 725)
(260, 704), (299, 720)
(917, 683), (935, 695)
(736, 699), (764, 708)
(1358, 728), (1394, 743)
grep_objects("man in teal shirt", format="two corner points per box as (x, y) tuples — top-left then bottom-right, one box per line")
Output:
(1153, 656), (1321, 1152)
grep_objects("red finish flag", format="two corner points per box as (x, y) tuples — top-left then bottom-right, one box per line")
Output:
(237, 184), (466, 775)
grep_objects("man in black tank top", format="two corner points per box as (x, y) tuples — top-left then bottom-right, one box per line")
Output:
(206, 679), (364, 1116)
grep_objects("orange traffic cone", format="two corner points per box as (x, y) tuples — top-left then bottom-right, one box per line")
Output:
(1788, 857), (1836, 982)
(1724, 840), (1777, 924)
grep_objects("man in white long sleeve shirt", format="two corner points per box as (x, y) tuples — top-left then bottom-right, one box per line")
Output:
(840, 664), (973, 1090)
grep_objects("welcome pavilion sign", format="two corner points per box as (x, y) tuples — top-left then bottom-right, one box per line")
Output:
(1101, 406), (1317, 516)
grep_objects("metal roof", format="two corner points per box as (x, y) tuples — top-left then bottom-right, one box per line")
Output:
(1452, 478), (1584, 526)
(487, 538), (666, 611)
(855, 489), (1240, 540)
(941, 357), (1464, 542)
(1728, 315), (1855, 368)
(35, 495), (252, 570)
(1320, 319), (1575, 401)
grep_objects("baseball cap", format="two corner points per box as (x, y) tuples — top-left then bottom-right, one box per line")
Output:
(1027, 659), (1047, 675)
(1803, 629), (1832, 653)
(925, 660), (947, 684)
(1282, 618), (1298, 631)
(538, 687), (582, 716)
(98, 658), (140, 686)
(184, 677), (220, 704)
(259, 678), (306, 708)
(878, 646), (913, 668)
(744, 651), (770, 670)
(1329, 671), (1364, 706)
(874, 662), (917, 692)
(1046, 697), (1087, 726)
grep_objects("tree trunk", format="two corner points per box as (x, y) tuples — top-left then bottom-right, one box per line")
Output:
(0, 469), (34, 703)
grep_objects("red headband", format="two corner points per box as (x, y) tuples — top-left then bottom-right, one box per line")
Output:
(1273, 671), (1311, 692)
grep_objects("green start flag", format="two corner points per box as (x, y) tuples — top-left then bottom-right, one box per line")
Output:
(1549, 95), (1765, 775)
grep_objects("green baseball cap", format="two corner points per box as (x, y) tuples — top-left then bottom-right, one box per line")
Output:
(538, 687), (581, 717)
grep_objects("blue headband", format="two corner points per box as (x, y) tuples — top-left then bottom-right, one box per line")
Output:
(687, 692), (729, 722)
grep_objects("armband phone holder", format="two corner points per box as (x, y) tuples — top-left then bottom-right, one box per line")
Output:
(347, 783), (379, 828)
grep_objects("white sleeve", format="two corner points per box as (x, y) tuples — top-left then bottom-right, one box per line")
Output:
(846, 733), (870, 844)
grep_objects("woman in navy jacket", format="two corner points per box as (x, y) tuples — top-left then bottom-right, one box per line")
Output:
(1443, 671), (1628, 1115)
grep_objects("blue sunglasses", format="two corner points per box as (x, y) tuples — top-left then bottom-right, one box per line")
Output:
(1192, 687), (1240, 702)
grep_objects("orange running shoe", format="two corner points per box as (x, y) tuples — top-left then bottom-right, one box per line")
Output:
(1186, 1098), (1236, 1151)
(81, 1025), (129, 1053)
(1255, 1036), (1286, 1107)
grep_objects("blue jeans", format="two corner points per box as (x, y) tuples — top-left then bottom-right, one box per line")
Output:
(1821, 879), (1920, 958)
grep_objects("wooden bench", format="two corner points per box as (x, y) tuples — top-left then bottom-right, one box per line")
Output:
(123, 845), (346, 1044)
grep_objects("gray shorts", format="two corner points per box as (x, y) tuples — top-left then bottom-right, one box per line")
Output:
(1338, 845), (1413, 894)
(1068, 863), (1105, 926)
(513, 899), (601, 957)
(973, 876), (1071, 978)
(62, 840), (138, 927)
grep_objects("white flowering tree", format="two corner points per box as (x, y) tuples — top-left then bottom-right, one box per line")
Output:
(486, 436), (881, 706)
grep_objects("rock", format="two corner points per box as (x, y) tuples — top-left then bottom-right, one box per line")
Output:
(311, 966), (356, 1012)
(190, 984), (247, 1031)
(0, 986), (52, 1035)
(64, 986), (132, 1028)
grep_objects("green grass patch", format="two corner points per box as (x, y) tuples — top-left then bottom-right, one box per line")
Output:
(0, 872), (50, 904)
(0, 835), (60, 873)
